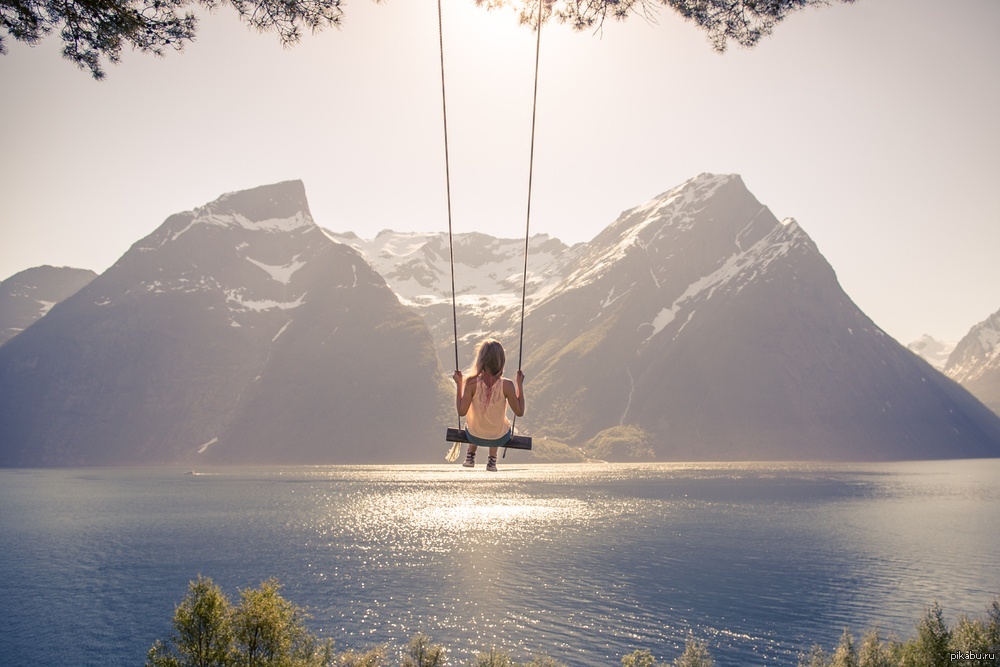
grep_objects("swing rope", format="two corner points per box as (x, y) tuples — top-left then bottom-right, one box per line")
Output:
(437, 0), (460, 433)
(512, 0), (544, 440)
(438, 0), (544, 451)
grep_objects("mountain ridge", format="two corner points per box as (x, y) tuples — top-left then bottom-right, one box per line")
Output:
(0, 181), (447, 466)
(945, 307), (1000, 417)
(337, 173), (1000, 460)
(0, 265), (97, 346)
(3, 175), (998, 465)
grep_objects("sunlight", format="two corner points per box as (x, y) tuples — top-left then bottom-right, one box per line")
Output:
(446, 0), (538, 51)
(329, 480), (598, 552)
(420, 493), (572, 531)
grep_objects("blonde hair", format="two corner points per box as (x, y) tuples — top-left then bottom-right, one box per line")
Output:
(468, 338), (506, 378)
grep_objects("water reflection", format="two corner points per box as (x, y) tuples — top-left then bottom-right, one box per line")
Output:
(2, 462), (999, 667)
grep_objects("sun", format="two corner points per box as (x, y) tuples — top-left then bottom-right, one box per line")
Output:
(443, 0), (542, 51)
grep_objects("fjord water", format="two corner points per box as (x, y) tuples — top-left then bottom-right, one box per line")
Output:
(2, 461), (998, 666)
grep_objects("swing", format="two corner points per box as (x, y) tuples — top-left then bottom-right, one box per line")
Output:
(445, 428), (533, 451)
(436, 0), (545, 455)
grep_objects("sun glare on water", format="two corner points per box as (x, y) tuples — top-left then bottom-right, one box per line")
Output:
(348, 486), (594, 543)
(413, 492), (583, 531)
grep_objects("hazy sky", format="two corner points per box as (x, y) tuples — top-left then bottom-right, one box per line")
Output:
(1, 0), (997, 344)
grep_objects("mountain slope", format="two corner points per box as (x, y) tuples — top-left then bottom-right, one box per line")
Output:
(0, 182), (447, 466)
(514, 174), (1000, 460)
(906, 335), (956, 371)
(946, 307), (1000, 416)
(326, 229), (573, 371)
(0, 266), (97, 346)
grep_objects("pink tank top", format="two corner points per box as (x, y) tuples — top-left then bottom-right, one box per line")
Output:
(466, 375), (511, 440)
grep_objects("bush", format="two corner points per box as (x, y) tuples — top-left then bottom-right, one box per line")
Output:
(585, 426), (656, 461)
(146, 576), (332, 667)
(799, 597), (1000, 667)
(621, 649), (658, 667)
(151, 581), (1000, 667)
(528, 437), (588, 463)
(469, 647), (513, 667)
(673, 637), (715, 667)
(336, 646), (387, 667)
(402, 634), (445, 667)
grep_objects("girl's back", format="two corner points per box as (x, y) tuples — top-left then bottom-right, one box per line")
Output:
(465, 375), (512, 440)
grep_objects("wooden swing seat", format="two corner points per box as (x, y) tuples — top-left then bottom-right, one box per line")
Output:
(445, 428), (532, 451)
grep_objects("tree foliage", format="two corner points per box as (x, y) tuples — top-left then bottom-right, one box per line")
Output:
(335, 645), (388, 667)
(233, 578), (330, 667)
(401, 634), (446, 667)
(798, 597), (1000, 667)
(672, 636), (714, 667)
(147, 576), (333, 667)
(1, 0), (855, 79)
(621, 648), (659, 667)
(150, 580), (999, 667)
(470, 648), (515, 667)
(0, 0), (344, 78)
(479, 0), (856, 51)
(147, 575), (235, 667)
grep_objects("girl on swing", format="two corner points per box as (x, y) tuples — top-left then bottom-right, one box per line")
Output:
(453, 338), (525, 472)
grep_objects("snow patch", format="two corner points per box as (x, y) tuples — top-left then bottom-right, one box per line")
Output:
(171, 219), (198, 242)
(649, 305), (678, 337)
(947, 313), (1000, 382)
(272, 321), (291, 342)
(328, 230), (569, 319)
(172, 210), (312, 242)
(638, 223), (798, 346)
(225, 290), (307, 312)
(246, 255), (306, 284)
(197, 437), (218, 454)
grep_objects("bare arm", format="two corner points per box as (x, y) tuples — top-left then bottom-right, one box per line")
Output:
(454, 371), (475, 417)
(504, 371), (525, 417)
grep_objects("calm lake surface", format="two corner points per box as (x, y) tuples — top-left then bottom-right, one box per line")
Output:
(1, 461), (999, 666)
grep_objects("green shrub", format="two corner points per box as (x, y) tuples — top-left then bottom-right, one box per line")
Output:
(146, 576), (332, 667)
(673, 637), (715, 667)
(469, 647), (513, 667)
(402, 634), (445, 667)
(800, 597), (1000, 667)
(585, 426), (656, 461)
(621, 648), (659, 667)
(151, 581), (1000, 667)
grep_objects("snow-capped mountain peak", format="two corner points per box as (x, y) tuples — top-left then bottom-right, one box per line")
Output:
(907, 334), (957, 371)
(5, 175), (1000, 465)
(94, 181), (356, 325)
(0, 266), (97, 346)
(323, 227), (573, 366)
(0, 181), (443, 466)
(947, 309), (1000, 383)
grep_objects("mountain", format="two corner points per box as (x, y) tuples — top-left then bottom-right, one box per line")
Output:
(0, 266), (96, 346)
(519, 174), (1000, 460)
(906, 334), (956, 371)
(349, 174), (1000, 461)
(945, 308), (1000, 416)
(0, 182), (447, 466)
(5, 175), (998, 465)
(326, 230), (574, 372)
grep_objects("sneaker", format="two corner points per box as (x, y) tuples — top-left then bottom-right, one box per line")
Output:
(486, 456), (497, 472)
(463, 452), (475, 468)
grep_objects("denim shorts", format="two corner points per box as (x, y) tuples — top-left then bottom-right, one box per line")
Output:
(466, 427), (512, 448)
